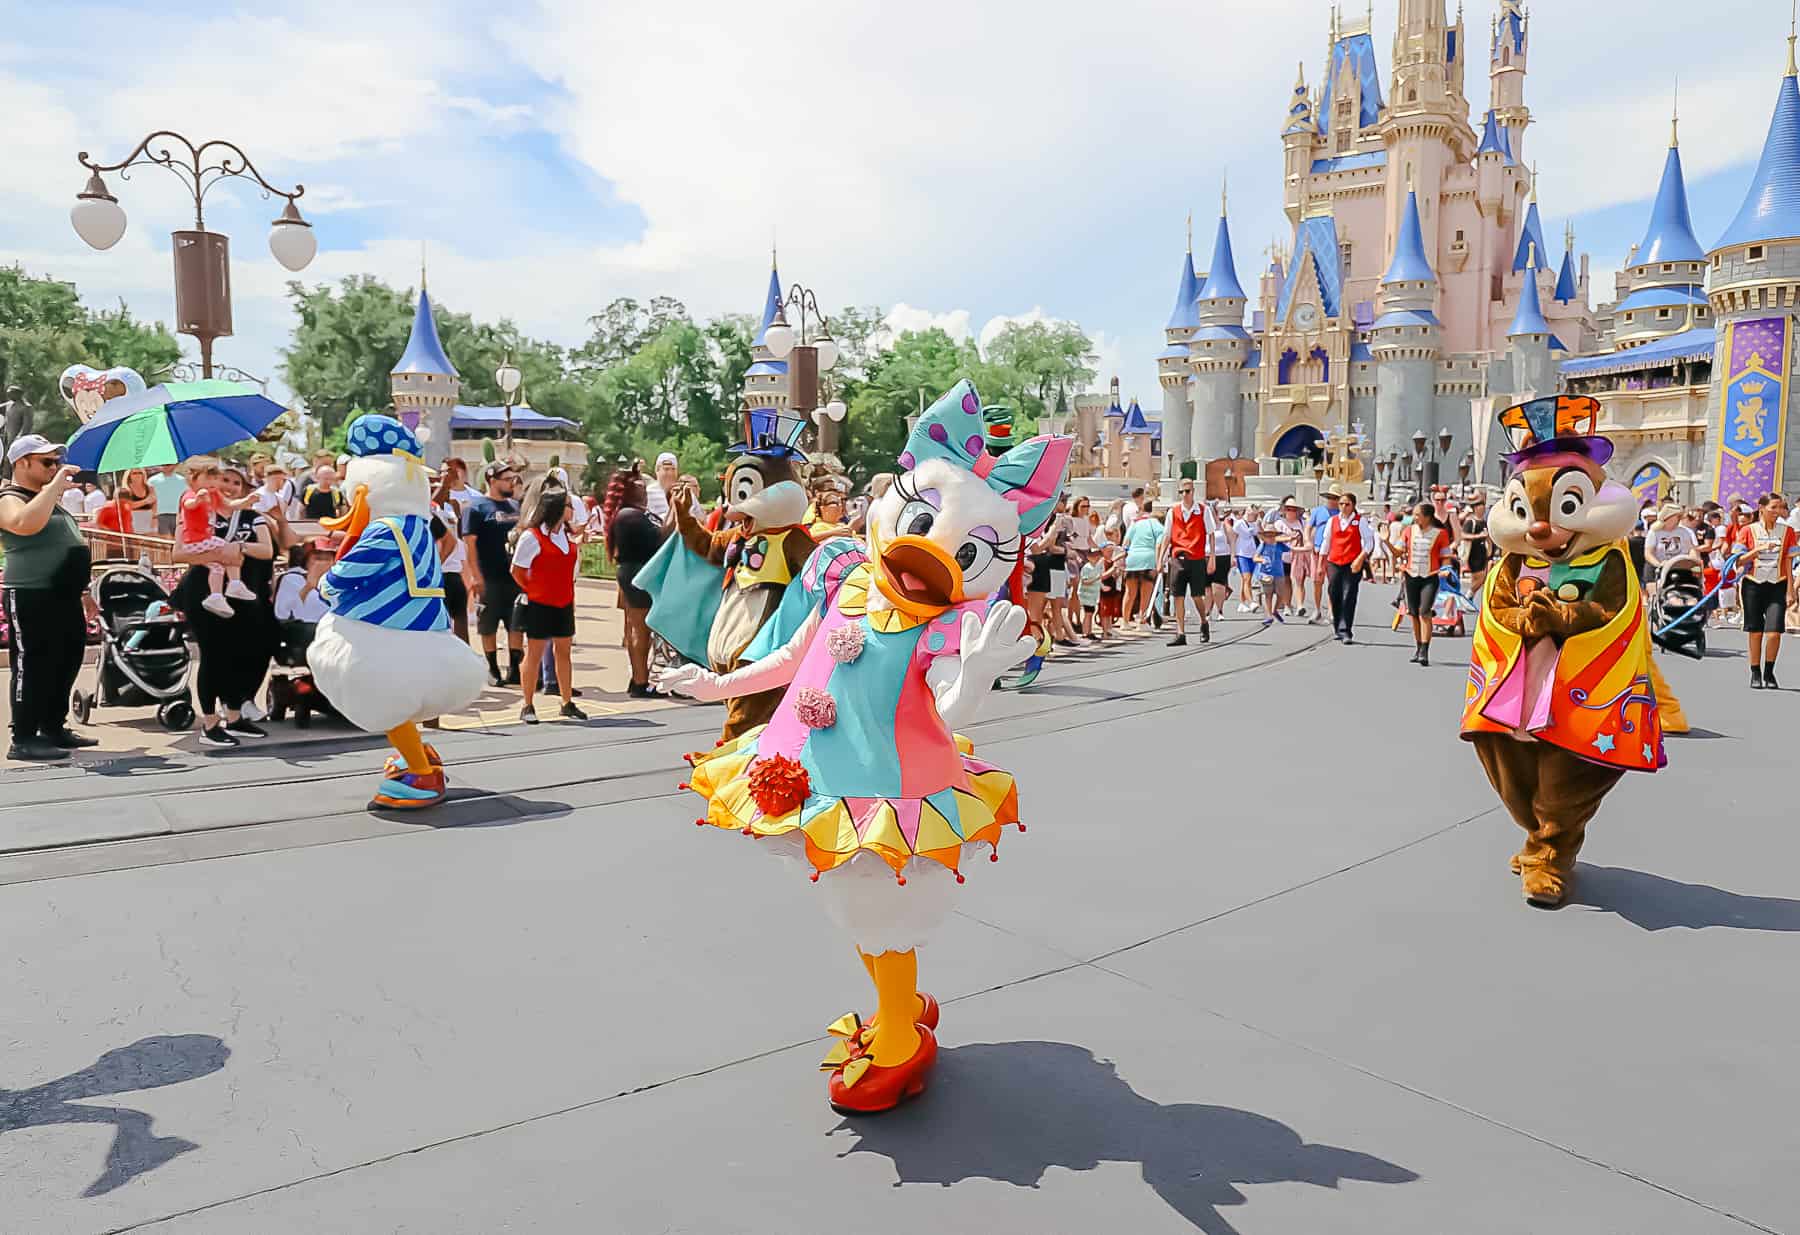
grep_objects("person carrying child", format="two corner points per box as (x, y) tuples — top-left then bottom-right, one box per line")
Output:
(178, 457), (255, 618)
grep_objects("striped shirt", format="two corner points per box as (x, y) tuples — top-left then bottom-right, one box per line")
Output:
(321, 514), (450, 632)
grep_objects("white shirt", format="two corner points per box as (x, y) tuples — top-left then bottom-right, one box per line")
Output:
(61, 489), (89, 516)
(1648, 525), (1698, 565)
(566, 493), (591, 527)
(1120, 504), (1141, 529)
(252, 486), (293, 519)
(511, 526), (572, 569)
(433, 502), (467, 573)
(274, 571), (330, 622)
(644, 484), (670, 522)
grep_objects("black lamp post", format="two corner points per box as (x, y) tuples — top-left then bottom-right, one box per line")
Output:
(70, 131), (315, 378)
(1411, 427), (1456, 494)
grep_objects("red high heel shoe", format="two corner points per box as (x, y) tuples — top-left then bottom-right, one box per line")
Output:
(824, 1023), (937, 1114)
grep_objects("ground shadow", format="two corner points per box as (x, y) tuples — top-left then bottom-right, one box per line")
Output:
(1573, 865), (1800, 932)
(1667, 726), (1730, 740)
(0, 1034), (229, 1197)
(372, 790), (574, 830)
(831, 1041), (1416, 1234)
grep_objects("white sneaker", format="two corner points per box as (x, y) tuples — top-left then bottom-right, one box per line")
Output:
(225, 579), (256, 601)
(201, 593), (234, 618)
(239, 699), (267, 723)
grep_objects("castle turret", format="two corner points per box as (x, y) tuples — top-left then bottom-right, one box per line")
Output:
(1371, 188), (1443, 462)
(390, 268), (460, 469)
(1490, 0), (1530, 164)
(743, 255), (789, 412)
(1554, 222), (1579, 304)
(1189, 193), (1252, 465)
(1614, 107), (1709, 348)
(1506, 242), (1556, 397)
(1158, 223), (1200, 477)
(1282, 63), (1318, 223)
(1510, 187), (1547, 272)
(1704, 27), (1800, 501)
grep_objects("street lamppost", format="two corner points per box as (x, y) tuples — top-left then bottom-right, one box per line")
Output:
(70, 131), (315, 379)
(494, 351), (523, 460)
(1375, 454), (1393, 503)
(762, 284), (845, 455)
(1410, 427), (1456, 496)
(1457, 450), (1475, 499)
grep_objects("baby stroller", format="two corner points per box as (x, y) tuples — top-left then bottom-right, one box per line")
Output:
(1431, 560), (1479, 637)
(72, 565), (195, 731)
(265, 568), (335, 727)
(1651, 557), (1708, 659)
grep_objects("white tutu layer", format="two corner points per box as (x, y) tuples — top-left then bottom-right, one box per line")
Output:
(308, 613), (486, 733)
(763, 833), (990, 954)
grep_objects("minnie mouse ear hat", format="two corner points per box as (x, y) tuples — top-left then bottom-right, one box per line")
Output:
(1497, 395), (1613, 468)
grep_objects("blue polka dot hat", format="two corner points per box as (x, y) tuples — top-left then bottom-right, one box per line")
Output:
(346, 414), (423, 459)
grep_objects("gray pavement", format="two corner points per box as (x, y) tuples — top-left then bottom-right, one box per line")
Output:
(1, 610), (1793, 1234)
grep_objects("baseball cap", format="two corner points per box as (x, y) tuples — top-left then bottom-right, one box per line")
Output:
(655, 451), (678, 468)
(484, 459), (516, 480)
(6, 434), (64, 464)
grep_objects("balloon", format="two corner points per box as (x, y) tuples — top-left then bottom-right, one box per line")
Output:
(59, 363), (145, 423)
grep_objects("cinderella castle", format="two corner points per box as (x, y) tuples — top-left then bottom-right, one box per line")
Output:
(1152, 0), (1800, 510)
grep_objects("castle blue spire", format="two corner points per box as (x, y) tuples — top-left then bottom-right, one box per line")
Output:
(1166, 248), (1200, 330)
(1382, 190), (1437, 284)
(1511, 200), (1548, 272)
(1508, 246), (1551, 337)
(752, 260), (784, 348)
(393, 284), (457, 377)
(1477, 110), (1516, 165)
(1196, 211), (1247, 301)
(1713, 57), (1800, 252)
(1636, 145), (1705, 264)
(1554, 242), (1578, 304)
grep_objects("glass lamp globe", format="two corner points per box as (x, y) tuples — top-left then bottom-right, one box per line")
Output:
(70, 174), (127, 251)
(823, 398), (847, 422)
(495, 358), (524, 397)
(268, 201), (317, 272)
(764, 320), (796, 359)
(814, 336), (839, 371)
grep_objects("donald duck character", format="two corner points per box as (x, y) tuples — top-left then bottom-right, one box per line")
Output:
(659, 380), (1073, 1113)
(308, 415), (486, 810)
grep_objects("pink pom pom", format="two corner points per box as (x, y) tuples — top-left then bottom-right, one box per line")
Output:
(826, 623), (865, 664)
(793, 686), (837, 730)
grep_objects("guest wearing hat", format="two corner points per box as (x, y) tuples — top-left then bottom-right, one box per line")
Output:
(1645, 502), (1700, 599)
(647, 451), (679, 523)
(0, 435), (96, 761)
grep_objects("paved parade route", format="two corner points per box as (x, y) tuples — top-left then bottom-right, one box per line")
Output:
(2, 615), (1794, 1234)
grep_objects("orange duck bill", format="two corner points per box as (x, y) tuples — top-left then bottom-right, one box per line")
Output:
(321, 484), (371, 556)
(872, 534), (965, 616)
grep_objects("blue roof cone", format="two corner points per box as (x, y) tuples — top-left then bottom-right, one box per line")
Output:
(1197, 213), (1247, 301)
(1508, 246), (1551, 337)
(1714, 60), (1800, 252)
(1511, 200), (1548, 272)
(394, 285), (458, 377)
(1554, 244), (1579, 304)
(1383, 190), (1437, 284)
(1166, 249), (1200, 330)
(752, 264), (784, 348)
(1637, 145), (1705, 264)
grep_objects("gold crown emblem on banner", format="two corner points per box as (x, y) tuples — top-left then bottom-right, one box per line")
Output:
(1741, 378), (1767, 396)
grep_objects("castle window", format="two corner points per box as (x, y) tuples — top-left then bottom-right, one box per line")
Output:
(1712, 254), (1722, 269)
(1339, 242), (1353, 274)
(1454, 229), (1465, 243)
(1623, 313), (1634, 322)
(1657, 308), (1671, 320)
(1408, 87), (1418, 102)
(1749, 245), (1766, 262)
(1661, 263), (1673, 273)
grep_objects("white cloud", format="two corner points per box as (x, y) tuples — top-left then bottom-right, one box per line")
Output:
(878, 304), (972, 347)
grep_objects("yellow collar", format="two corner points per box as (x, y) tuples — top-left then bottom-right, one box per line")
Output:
(838, 563), (934, 632)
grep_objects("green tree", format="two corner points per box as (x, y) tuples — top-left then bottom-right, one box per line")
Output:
(281, 276), (414, 433)
(982, 320), (1096, 421)
(0, 267), (182, 441)
(839, 327), (986, 483)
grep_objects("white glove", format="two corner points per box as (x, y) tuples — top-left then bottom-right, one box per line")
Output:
(654, 663), (727, 701)
(929, 601), (1035, 731)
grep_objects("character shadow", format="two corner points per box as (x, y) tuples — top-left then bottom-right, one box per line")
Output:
(0, 1034), (229, 1197)
(373, 790), (573, 830)
(1573, 864), (1800, 932)
(831, 1041), (1416, 1235)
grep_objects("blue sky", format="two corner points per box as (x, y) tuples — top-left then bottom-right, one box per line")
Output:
(0, 0), (1790, 408)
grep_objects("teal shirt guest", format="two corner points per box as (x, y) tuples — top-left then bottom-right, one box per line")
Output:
(1123, 516), (1164, 571)
(148, 465), (186, 536)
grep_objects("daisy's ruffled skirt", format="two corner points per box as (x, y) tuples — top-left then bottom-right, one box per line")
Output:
(685, 728), (1021, 881)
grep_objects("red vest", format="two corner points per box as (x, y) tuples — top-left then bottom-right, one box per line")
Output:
(1166, 504), (1210, 558)
(522, 529), (576, 607)
(1325, 514), (1365, 566)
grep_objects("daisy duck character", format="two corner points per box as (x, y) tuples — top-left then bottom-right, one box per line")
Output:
(1462, 396), (1666, 908)
(308, 415), (486, 810)
(658, 380), (1073, 1113)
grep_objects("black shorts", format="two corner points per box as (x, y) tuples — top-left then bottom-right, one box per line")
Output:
(1209, 556), (1233, 588)
(1465, 543), (1491, 573)
(523, 600), (576, 640)
(476, 575), (521, 636)
(1403, 574), (1441, 617)
(1171, 556), (1210, 599)
(443, 571), (468, 625)
(1742, 579), (1789, 634)
(1028, 554), (1067, 595)
(616, 563), (652, 610)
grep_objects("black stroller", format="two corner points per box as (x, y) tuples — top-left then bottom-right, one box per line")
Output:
(1651, 557), (1708, 660)
(72, 566), (196, 730)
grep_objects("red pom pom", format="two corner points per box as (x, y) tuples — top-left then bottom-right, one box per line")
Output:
(896, 874), (907, 886)
(746, 754), (810, 816)
(955, 872), (966, 884)
(676, 781), (689, 790)
(990, 851), (999, 862)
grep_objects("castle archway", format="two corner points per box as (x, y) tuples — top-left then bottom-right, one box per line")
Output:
(1273, 424), (1325, 460)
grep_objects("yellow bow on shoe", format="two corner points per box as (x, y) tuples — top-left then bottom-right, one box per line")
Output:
(819, 1013), (877, 1088)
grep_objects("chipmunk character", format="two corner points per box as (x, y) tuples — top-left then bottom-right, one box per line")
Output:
(659, 380), (1073, 1114)
(641, 409), (817, 742)
(1462, 396), (1666, 908)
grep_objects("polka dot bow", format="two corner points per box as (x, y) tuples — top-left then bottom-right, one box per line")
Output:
(896, 380), (1074, 537)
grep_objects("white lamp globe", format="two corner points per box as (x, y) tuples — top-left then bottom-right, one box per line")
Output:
(268, 202), (317, 272)
(495, 358), (523, 397)
(70, 174), (126, 251)
(823, 398), (847, 422)
(814, 336), (839, 371)
(764, 320), (796, 359)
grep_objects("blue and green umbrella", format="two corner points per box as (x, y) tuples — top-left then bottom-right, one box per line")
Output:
(65, 380), (287, 472)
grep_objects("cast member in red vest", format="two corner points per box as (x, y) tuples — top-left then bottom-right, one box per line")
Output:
(1322, 488), (1376, 643)
(510, 490), (585, 725)
(1157, 478), (1217, 646)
